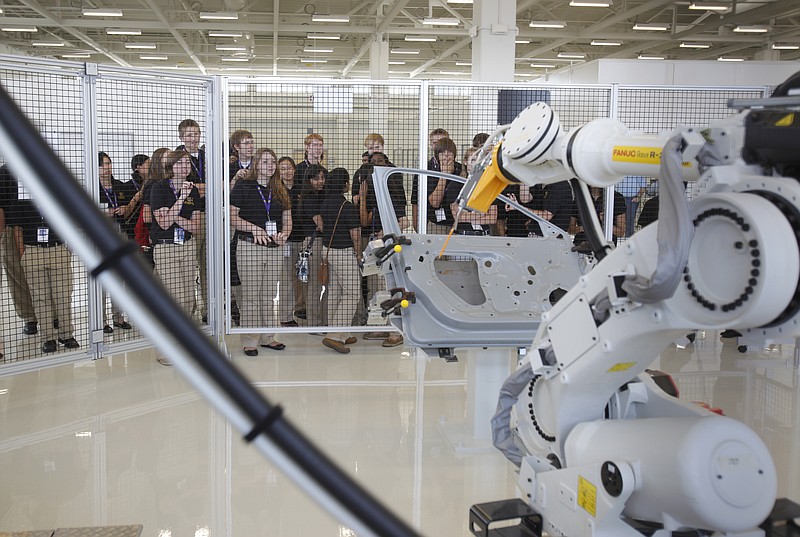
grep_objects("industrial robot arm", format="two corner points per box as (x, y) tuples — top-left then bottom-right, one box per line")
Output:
(461, 89), (800, 536)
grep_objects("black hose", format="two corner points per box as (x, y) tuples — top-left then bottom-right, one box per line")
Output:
(570, 178), (610, 260)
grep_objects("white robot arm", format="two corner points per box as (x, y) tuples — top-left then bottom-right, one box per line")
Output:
(461, 92), (800, 536)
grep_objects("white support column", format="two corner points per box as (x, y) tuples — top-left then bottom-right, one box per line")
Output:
(471, 0), (517, 83)
(370, 35), (389, 81)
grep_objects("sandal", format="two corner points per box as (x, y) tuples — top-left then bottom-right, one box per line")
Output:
(243, 347), (259, 356)
(260, 342), (286, 351)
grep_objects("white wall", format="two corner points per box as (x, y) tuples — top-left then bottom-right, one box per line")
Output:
(546, 59), (798, 88)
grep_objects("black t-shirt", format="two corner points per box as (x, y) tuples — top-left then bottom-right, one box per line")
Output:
(353, 165), (407, 233)
(423, 161), (463, 226)
(638, 196), (659, 229)
(0, 164), (19, 212)
(285, 181), (305, 242)
(230, 180), (287, 238)
(99, 177), (138, 239)
(573, 188), (627, 244)
(320, 196), (359, 249)
(9, 199), (64, 246)
(443, 179), (496, 234)
(229, 158), (252, 181)
(149, 179), (201, 242)
(526, 181), (574, 236)
(177, 146), (206, 210)
(299, 190), (325, 238)
(410, 156), (440, 207)
(499, 184), (534, 238)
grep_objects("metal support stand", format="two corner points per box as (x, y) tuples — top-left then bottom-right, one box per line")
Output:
(438, 348), (514, 453)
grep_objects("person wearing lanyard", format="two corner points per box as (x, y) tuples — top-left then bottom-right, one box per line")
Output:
(176, 119), (208, 323)
(230, 148), (291, 356)
(150, 150), (201, 365)
(98, 152), (135, 333)
(11, 198), (79, 353)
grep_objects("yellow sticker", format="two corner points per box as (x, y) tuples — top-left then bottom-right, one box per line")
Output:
(776, 113), (795, 127)
(578, 476), (597, 517)
(611, 146), (663, 165)
(608, 362), (637, 372)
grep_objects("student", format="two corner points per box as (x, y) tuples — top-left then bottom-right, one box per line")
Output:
(425, 137), (463, 235)
(294, 133), (327, 187)
(229, 129), (255, 180)
(11, 197), (79, 353)
(150, 149), (202, 365)
(98, 151), (135, 333)
(230, 148), (290, 355)
(176, 119), (208, 323)
(411, 128), (449, 231)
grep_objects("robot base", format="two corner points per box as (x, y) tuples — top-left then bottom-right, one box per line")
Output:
(468, 497), (800, 537)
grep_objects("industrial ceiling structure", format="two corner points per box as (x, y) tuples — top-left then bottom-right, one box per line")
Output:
(0, 0), (797, 79)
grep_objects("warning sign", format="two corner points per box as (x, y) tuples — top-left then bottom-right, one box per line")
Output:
(578, 475), (597, 517)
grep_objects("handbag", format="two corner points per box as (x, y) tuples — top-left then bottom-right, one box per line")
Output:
(318, 202), (346, 285)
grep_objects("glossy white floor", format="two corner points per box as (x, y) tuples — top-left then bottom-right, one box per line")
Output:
(0, 331), (798, 536)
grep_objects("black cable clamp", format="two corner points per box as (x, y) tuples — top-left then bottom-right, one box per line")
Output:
(244, 404), (284, 443)
(89, 241), (141, 278)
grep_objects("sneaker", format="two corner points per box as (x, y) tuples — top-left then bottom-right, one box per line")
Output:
(22, 321), (38, 335)
(281, 320), (299, 327)
(294, 308), (307, 320)
(322, 338), (350, 354)
(103, 325), (114, 334)
(363, 331), (390, 340)
(41, 339), (57, 353)
(382, 334), (404, 347)
(344, 336), (358, 345)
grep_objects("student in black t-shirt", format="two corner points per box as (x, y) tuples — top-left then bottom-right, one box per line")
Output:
(319, 168), (361, 355)
(426, 137), (463, 234)
(149, 150), (201, 364)
(298, 164), (327, 327)
(98, 152), (136, 333)
(231, 148), (290, 356)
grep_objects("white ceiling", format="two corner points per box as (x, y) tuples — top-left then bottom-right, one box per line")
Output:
(0, 0), (797, 79)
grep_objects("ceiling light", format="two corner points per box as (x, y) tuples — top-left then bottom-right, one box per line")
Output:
(222, 57), (250, 62)
(62, 53), (91, 58)
(515, 39), (531, 44)
(447, 0), (473, 3)
(82, 8), (123, 17)
(569, 0), (611, 7)
(216, 45), (247, 51)
(557, 52), (585, 59)
(591, 40), (622, 46)
(140, 55), (168, 60)
(300, 58), (328, 63)
(772, 43), (800, 50)
(638, 54), (665, 60)
(422, 17), (460, 26)
(388, 60), (406, 65)
(517, 73), (537, 77)
(439, 70), (467, 75)
(303, 47), (333, 52)
(718, 56), (744, 61)
(529, 21), (566, 28)
(106, 28), (141, 35)
(307, 33), (340, 40)
(405, 35), (437, 42)
(680, 42), (710, 48)
(733, 25), (769, 33)
(125, 43), (157, 49)
(2, 26), (37, 32)
(209, 31), (242, 37)
(199, 12), (239, 20)
(633, 22), (669, 31)
(32, 41), (65, 47)
(689, 1), (730, 11)
(455, 60), (472, 66)
(530, 63), (556, 68)
(311, 14), (350, 23)
(391, 48), (420, 55)
(0, 9), (3, 14)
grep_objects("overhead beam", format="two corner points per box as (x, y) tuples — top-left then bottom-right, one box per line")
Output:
(15, 0), (130, 67)
(410, 37), (471, 78)
(340, 0), (411, 77)
(139, 0), (206, 74)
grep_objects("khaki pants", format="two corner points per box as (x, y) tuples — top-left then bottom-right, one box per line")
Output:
(20, 244), (74, 342)
(279, 240), (304, 324)
(1, 228), (36, 322)
(154, 240), (197, 315)
(194, 211), (208, 318)
(323, 246), (360, 342)
(237, 240), (280, 348)
(306, 239), (325, 326)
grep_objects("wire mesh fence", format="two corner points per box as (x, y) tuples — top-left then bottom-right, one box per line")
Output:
(0, 58), (772, 366)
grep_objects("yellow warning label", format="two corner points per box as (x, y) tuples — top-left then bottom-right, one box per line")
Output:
(608, 362), (637, 373)
(578, 476), (597, 517)
(776, 113), (795, 127)
(611, 146), (663, 165)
